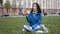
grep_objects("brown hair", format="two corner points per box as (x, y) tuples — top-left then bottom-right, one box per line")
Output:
(31, 3), (42, 13)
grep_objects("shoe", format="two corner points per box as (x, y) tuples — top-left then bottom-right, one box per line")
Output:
(22, 29), (30, 32)
(35, 30), (43, 33)
(22, 29), (25, 31)
(40, 24), (49, 33)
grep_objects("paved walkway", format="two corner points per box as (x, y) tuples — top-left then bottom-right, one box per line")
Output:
(0, 14), (60, 18)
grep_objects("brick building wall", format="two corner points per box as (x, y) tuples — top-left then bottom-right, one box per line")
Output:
(0, 0), (60, 16)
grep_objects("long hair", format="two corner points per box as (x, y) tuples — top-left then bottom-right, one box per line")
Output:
(31, 3), (42, 13)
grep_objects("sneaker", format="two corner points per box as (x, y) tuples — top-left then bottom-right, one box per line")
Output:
(22, 29), (25, 31)
(35, 30), (43, 33)
(22, 29), (30, 32)
(40, 24), (49, 33)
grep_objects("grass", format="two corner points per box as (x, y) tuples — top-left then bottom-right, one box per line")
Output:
(0, 16), (60, 34)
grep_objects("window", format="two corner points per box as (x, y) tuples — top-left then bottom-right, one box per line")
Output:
(20, 0), (40, 8)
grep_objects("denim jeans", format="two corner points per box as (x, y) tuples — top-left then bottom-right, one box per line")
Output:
(24, 25), (40, 32)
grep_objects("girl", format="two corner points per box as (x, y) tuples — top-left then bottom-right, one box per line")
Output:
(23, 3), (42, 32)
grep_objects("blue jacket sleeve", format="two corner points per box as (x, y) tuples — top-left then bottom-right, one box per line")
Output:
(32, 13), (42, 28)
(26, 12), (33, 24)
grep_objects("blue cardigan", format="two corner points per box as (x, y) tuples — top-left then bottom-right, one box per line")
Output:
(26, 11), (42, 29)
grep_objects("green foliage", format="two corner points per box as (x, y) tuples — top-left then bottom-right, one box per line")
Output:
(4, 0), (10, 9)
(0, 0), (3, 6)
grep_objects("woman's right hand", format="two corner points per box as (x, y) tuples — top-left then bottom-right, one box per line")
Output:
(28, 26), (32, 31)
(22, 9), (30, 16)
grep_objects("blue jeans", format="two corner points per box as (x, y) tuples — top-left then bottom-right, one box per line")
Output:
(24, 25), (40, 32)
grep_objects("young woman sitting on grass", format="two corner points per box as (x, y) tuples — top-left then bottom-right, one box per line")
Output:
(23, 3), (47, 33)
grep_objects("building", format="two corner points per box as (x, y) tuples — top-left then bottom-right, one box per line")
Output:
(0, 0), (60, 16)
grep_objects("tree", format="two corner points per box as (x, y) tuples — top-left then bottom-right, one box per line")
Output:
(0, 0), (3, 17)
(12, 0), (16, 16)
(4, 0), (10, 14)
(0, 0), (3, 6)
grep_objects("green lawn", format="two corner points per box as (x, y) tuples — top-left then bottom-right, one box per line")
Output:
(0, 16), (60, 34)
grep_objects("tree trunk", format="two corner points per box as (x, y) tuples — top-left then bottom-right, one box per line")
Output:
(1, 4), (3, 16)
(7, 9), (8, 14)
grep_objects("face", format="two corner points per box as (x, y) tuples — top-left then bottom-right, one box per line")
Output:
(33, 4), (37, 11)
